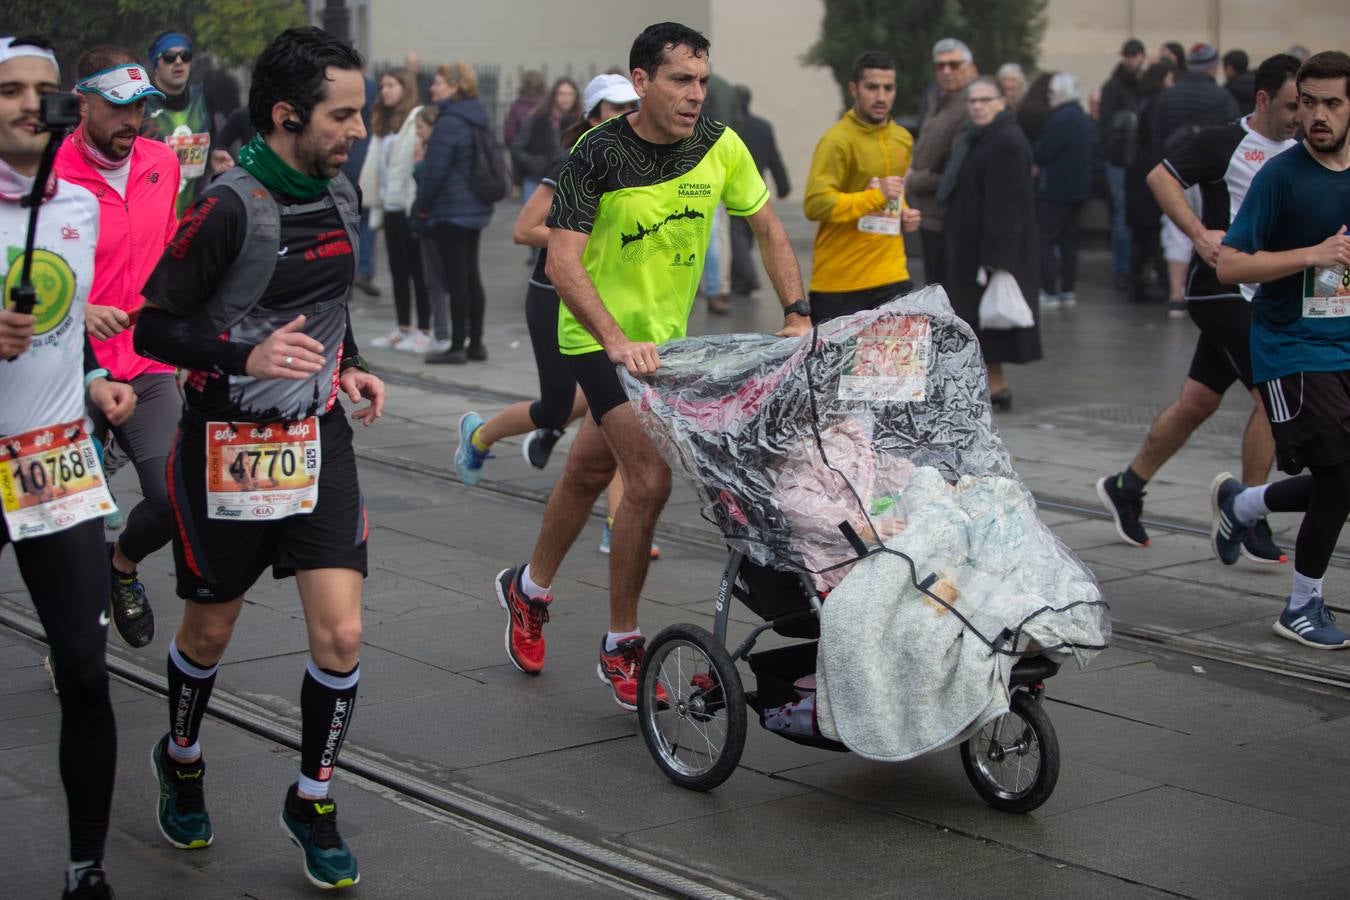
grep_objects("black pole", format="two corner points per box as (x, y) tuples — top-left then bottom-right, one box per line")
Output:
(322, 0), (351, 43)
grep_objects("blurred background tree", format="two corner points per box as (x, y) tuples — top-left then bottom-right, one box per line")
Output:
(806, 0), (1047, 118)
(9, 0), (306, 79)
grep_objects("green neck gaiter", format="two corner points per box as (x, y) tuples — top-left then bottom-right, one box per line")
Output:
(237, 135), (330, 200)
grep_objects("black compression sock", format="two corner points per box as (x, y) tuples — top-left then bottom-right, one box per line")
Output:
(299, 659), (359, 793)
(1120, 467), (1147, 494)
(166, 640), (217, 759)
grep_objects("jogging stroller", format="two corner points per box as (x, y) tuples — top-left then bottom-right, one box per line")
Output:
(618, 287), (1110, 813)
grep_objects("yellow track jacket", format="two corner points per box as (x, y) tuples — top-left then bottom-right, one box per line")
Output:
(804, 110), (914, 293)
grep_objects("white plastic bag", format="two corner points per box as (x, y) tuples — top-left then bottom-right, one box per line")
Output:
(977, 269), (1035, 330)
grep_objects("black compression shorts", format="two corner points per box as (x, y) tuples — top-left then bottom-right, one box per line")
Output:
(1186, 298), (1254, 393)
(1259, 371), (1350, 475)
(567, 350), (629, 425)
(167, 408), (368, 602)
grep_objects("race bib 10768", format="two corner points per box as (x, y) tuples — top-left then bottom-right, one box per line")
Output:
(0, 419), (114, 540)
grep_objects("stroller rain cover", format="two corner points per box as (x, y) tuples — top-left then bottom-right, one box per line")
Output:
(620, 286), (1111, 760)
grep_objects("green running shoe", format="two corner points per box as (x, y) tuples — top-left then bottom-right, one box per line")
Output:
(151, 735), (213, 849)
(281, 783), (360, 889)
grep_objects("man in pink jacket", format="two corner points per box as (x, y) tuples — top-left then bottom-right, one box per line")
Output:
(55, 45), (181, 649)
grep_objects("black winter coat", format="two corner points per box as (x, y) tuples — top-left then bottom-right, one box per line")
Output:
(943, 112), (1042, 365)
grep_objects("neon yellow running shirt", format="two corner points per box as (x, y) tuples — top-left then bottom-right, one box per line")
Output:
(548, 115), (769, 355)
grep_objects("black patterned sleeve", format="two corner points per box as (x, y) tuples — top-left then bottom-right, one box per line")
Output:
(546, 139), (601, 234)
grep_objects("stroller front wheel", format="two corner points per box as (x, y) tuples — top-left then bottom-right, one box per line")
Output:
(960, 689), (1060, 813)
(638, 623), (747, 791)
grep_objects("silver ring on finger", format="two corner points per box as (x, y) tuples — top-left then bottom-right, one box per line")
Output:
(284, 355), (294, 367)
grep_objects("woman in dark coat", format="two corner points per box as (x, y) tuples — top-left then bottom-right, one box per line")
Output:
(415, 62), (495, 364)
(941, 77), (1041, 410)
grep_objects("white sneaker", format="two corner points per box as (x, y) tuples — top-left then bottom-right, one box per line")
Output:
(1038, 291), (1061, 310)
(1059, 291), (1077, 307)
(399, 331), (432, 354)
(370, 328), (410, 349)
(427, 338), (453, 354)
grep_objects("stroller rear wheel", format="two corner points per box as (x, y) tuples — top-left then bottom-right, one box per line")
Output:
(638, 623), (747, 791)
(960, 689), (1060, 813)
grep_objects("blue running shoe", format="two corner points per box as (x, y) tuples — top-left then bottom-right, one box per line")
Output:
(1273, 595), (1350, 650)
(281, 784), (360, 889)
(151, 735), (213, 849)
(454, 411), (492, 486)
(1209, 472), (1250, 565)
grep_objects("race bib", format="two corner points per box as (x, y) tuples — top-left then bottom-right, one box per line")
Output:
(857, 196), (903, 236)
(1303, 265), (1350, 318)
(166, 131), (210, 180)
(206, 418), (321, 521)
(0, 420), (114, 541)
(838, 315), (932, 402)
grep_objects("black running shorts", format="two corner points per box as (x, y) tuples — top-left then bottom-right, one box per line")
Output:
(1186, 298), (1254, 393)
(167, 408), (368, 602)
(1258, 370), (1350, 475)
(567, 349), (630, 425)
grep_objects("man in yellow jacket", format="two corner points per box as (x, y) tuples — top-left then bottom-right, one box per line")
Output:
(805, 51), (921, 323)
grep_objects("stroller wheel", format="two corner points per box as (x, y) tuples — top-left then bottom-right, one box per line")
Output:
(960, 689), (1060, 813)
(638, 623), (746, 792)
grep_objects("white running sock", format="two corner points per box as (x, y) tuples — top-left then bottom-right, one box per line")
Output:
(1232, 484), (1269, 527)
(521, 564), (550, 599)
(1289, 570), (1323, 611)
(67, 861), (100, 891)
(605, 629), (642, 652)
(296, 773), (330, 799)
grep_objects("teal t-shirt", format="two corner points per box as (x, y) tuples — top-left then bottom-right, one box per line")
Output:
(1223, 142), (1350, 382)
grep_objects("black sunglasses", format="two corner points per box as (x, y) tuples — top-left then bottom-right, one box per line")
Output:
(159, 50), (192, 64)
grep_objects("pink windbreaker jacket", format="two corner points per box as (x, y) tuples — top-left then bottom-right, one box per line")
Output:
(55, 134), (181, 380)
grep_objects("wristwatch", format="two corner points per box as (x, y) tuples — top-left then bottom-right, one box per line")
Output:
(783, 299), (811, 318)
(340, 354), (371, 374)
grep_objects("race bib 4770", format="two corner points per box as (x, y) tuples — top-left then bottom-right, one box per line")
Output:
(0, 420), (114, 540)
(206, 418), (321, 521)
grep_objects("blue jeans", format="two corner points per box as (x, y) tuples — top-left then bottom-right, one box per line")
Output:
(1106, 164), (1131, 279)
(356, 209), (376, 279)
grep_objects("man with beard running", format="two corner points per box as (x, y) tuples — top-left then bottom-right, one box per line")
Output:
(1, 34), (139, 898)
(55, 45), (182, 650)
(134, 27), (385, 887)
(1096, 54), (1302, 561)
(1210, 51), (1350, 650)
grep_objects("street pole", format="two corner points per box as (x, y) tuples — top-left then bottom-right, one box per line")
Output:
(323, 0), (351, 43)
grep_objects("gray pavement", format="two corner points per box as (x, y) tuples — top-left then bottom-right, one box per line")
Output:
(3, 205), (1350, 899)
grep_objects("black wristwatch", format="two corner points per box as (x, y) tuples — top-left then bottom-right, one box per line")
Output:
(783, 299), (811, 318)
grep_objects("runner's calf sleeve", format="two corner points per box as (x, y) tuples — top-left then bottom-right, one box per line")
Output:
(299, 658), (359, 796)
(1293, 464), (1350, 581)
(166, 639), (218, 759)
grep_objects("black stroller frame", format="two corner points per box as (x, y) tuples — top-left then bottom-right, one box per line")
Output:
(636, 546), (1064, 813)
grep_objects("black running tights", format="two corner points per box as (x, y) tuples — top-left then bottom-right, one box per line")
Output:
(1260, 464), (1350, 579)
(3, 518), (116, 862)
(524, 283), (578, 430)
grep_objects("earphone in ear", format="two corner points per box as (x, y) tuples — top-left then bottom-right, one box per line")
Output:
(282, 119), (303, 134)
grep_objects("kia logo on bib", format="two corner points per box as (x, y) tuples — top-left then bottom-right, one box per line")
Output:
(252, 506), (275, 518)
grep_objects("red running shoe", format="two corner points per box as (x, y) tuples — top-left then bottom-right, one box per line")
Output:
(596, 635), (668, 710)
(495, 567), (550, 674)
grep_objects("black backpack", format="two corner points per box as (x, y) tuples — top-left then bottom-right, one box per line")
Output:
(1106, 108), (1139, 168)
(461, 120), (510, 204)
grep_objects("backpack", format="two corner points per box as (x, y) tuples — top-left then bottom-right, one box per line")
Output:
(462, 120), (510, 204)
(1164, 122), (1204, 158)
(1105, 108), (1139, 168)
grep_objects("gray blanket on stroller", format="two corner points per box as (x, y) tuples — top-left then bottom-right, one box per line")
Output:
(814, 467), (1109, 760)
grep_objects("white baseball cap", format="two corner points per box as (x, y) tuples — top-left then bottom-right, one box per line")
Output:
(77, 64), (164, 105)
(583, 74), (639, 118)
